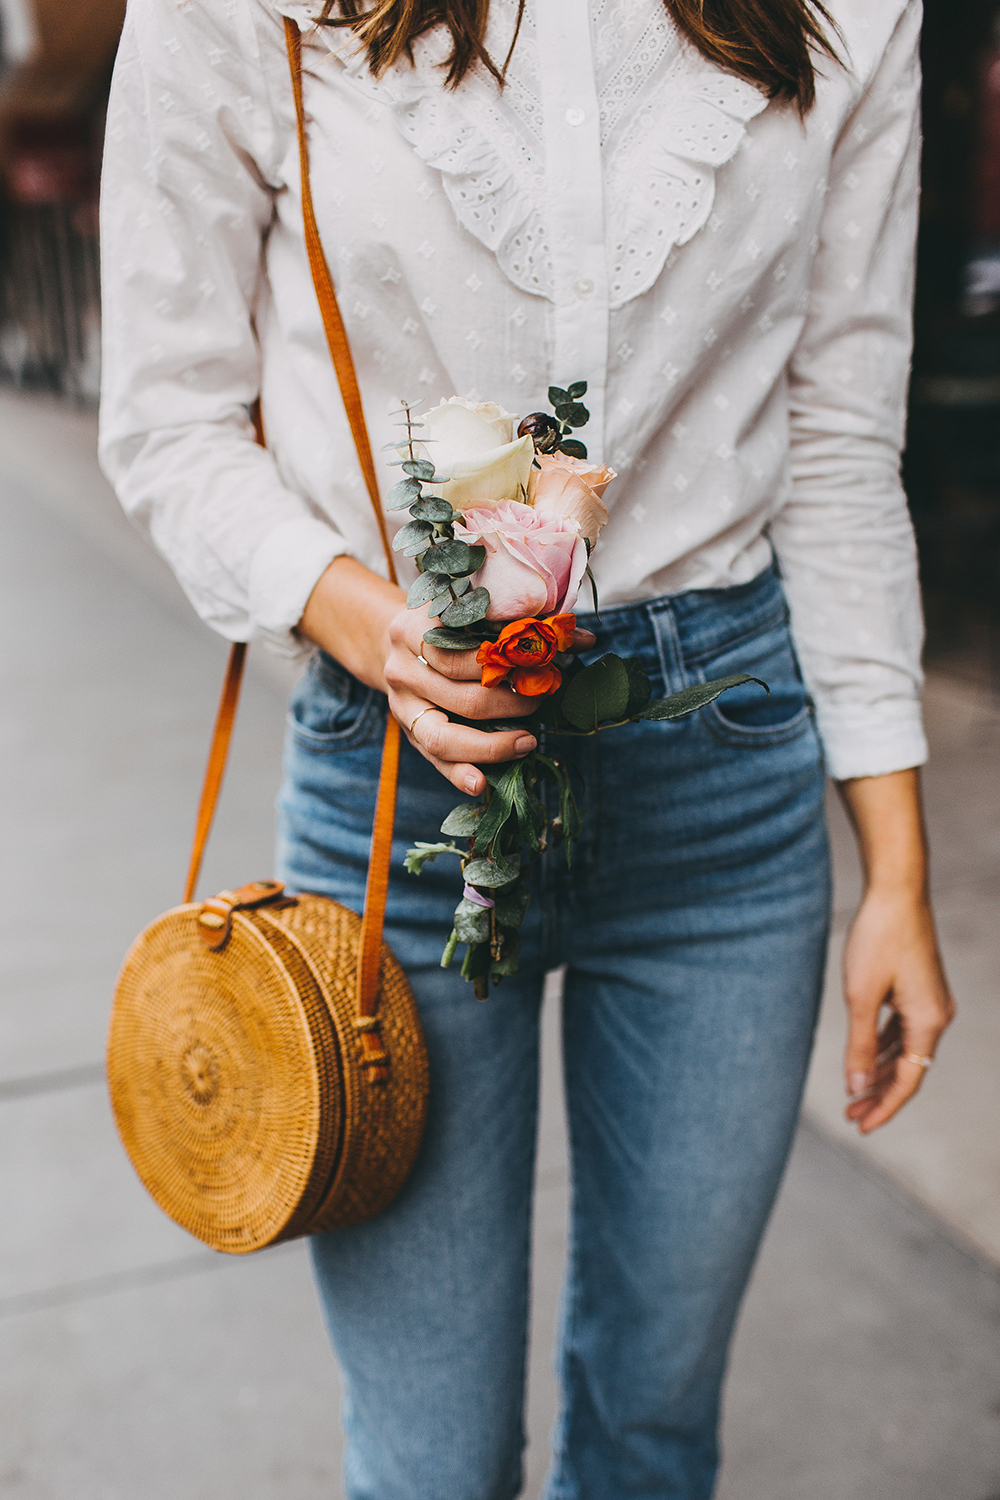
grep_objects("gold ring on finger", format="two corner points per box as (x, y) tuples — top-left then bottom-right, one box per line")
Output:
(416, 653), (430, 668)
(409, 704), (436, 738)
(902, 1052), (934, 1069)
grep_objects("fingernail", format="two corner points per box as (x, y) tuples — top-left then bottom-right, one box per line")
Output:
(848, 1071), (875, 1096)
(514, 736), (536, 754)
(465, 775), (480, 794)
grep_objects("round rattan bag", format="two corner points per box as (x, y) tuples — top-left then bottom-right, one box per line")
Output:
(108, 884), (429, 1253)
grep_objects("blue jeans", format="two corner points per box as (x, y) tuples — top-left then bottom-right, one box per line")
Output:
(276, 564), (830, 1500)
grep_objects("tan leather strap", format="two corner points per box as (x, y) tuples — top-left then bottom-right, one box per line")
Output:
(183, 23), (402, 1082)
(183, 642), (247, 904)
(284, 19), (402, 1065)
(285, 17), (397, 588)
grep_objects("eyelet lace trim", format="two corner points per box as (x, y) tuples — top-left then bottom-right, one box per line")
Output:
(301, 1), (766, 308)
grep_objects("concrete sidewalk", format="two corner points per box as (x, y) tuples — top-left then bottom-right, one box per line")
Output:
(2, 389), (999, 1498)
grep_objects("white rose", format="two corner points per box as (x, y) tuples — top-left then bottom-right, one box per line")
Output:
(429, 395), (517, 444)
(416, 397), (534, 513)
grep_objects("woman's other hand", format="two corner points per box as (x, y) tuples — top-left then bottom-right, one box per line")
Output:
(298, 555), (594, 796)
(837, 768), (956, 1133)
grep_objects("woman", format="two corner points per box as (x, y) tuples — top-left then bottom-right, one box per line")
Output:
(99, 0), (954, 1494)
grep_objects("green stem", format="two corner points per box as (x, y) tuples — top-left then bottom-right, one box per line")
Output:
(440, 929), (459, 969)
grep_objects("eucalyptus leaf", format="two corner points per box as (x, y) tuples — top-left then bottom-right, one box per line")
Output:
(386, 477), (422, 510)
(422, 627), (486, 651)
(441, 802), (483, 837)
(410, 496), (454, 523)
(568, 380), (588, 399)
(561, 654), (630, 731)
(558, 439), (588, 460)
(453, 897), (491, 945)
(494, 884), (531, 928)
(407, 571), (451, 609)
(402, 458), (436, 480)
(422, 539), (472, 575)
(548, 385), (569, 406)
(391, 519), (433, 552)
(463, 853), (521, 888)
(638, 673), (768, 722)
(624, 656), (652, 716)
(440, 587), (490, 629)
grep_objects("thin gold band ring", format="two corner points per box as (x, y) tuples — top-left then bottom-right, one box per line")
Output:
(409, 705), (435, 738)
(902, 1052), (934, 1069)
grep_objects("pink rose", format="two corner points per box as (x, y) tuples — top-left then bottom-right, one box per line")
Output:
(529, 453), (615, 545)
(454, 500), (589, 621)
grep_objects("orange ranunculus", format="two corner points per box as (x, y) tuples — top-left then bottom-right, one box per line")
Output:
(477, 613), (577, 694)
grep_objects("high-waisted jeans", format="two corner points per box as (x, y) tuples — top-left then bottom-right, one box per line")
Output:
(276, 563), (831, 1500)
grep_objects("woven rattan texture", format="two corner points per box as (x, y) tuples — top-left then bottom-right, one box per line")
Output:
(108, 894), (428, 1253)
(263, 895), (429, 1231)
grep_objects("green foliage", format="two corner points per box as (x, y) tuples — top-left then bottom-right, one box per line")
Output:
(402, 458), (436, 480)
(440, 802), (483, 837)
(494, 883), (531, 928)
(406, 571), (451, 609)
(421, 539), (473, 574)
(491, 928), (520, 980)
(624, 656), (652, 716)
(463, 853), (521, 887)
(561, 653), (630, 731)
(453, 897), (491, 945)
(403, 841), (463, 875)
(559, 439), (588, 460)
(421, 627), (486, 651)
(554, 401), (590, 428)
(639, 674), (767, 722)
(411, 496), (454, 523)
(568, 381), (587, 399)
(386, 477), (422, 510)
(439, 587), (490, 628)
(392, 519), (433, 553)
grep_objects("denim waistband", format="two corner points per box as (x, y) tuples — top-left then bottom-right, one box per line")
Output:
(575, 562), (786, 668)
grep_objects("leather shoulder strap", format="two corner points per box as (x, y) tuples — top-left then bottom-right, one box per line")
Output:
(284, 16), (397, 588)
(287, 17), (400, 1060)
(183, 19), (403, 1075)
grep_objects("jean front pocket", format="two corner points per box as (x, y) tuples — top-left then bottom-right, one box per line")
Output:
(690, 615), (813, 750)
(287, 651), (383, 753)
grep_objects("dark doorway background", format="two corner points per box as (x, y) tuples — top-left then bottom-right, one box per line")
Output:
(908, 0), (1000, 687)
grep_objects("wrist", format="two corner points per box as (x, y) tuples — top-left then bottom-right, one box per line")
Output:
(299, 555), (403, 690)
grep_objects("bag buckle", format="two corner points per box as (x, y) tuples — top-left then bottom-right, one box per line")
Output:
(196, 880), (296, 950)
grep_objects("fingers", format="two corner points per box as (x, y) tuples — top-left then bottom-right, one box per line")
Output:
(392, 692), (537, 795)
(848, 1011), (946, 1134)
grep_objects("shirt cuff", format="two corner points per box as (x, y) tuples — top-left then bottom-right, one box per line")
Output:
(247, 516), (348, 657)
(813, 701), (928, 781)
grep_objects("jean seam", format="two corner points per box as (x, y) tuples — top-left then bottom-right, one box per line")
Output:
(680, 602), (788, 668)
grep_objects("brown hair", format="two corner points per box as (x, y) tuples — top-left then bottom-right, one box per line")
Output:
(320, 0), (841, 111)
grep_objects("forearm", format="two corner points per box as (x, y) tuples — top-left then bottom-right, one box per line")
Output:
(299, 555), (404, 691)
(836, 767), (928, 899)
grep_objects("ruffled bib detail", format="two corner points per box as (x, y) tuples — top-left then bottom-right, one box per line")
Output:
(302, 4), (766, 309)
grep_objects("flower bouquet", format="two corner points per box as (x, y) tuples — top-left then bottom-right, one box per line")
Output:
(387, 385), (763, 998)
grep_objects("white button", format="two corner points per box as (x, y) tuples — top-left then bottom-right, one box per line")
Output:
(565, 107), (586, 127)
(574, 277), (595, 298)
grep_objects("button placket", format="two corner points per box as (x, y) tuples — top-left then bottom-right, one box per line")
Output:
(536, 0), (608, 461)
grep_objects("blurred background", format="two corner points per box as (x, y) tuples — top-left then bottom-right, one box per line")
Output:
(1, 1), (999, 1496)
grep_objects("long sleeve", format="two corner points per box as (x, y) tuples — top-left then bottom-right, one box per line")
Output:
(98, 0), (346, 654)
(771, 0), (927, 779)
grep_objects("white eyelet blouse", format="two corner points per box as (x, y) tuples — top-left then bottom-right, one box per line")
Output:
(98, 0), (927, 779)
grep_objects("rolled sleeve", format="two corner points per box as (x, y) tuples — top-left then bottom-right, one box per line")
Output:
(772, 0), (927, 780)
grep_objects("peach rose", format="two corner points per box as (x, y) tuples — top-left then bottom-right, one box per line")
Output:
(453, 499), (588, 621)
(528, 453), (615, 545)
